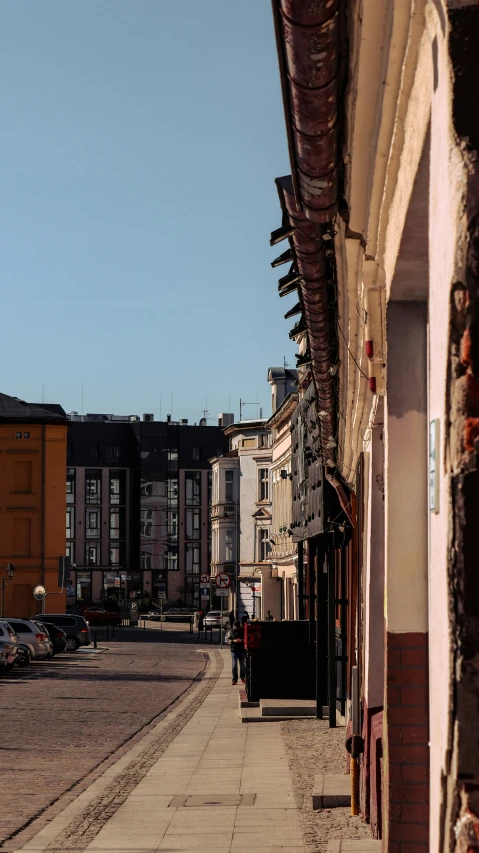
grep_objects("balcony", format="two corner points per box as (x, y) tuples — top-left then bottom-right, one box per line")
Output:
(211, 501), (237, 520)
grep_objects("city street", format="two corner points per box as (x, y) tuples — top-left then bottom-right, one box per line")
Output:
(0, 626), (208, 851)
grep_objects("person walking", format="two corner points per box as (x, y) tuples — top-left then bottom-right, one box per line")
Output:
(226, 620), (246, 685)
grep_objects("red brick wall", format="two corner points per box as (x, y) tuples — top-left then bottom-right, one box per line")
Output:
(385, 632), (429, 853)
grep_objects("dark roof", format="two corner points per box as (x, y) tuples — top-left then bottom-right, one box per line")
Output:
(0, 394), (66, 422)
(268, 367), (298, 381)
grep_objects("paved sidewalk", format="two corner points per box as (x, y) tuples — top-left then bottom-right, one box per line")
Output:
(14, 650), (305, 853)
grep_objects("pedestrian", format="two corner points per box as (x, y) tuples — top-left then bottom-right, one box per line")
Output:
(267, 610), (273, 621)
(242, 610), (249, 626)
(198, 610), (204, 632)
(226, 620), (246, 685)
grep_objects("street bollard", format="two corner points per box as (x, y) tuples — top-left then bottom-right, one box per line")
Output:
(93, 627), (97, 649)
(189, 619), (193, 634)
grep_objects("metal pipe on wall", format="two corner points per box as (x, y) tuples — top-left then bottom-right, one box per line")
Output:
(308, 539), (316, 647)
(297, 540), (304, 620)
(328, 543), (337, 728)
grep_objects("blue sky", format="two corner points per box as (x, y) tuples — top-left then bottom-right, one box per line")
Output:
(1, 0), (296, 424)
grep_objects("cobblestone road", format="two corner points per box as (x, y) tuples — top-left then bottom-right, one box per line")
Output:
(0, 626), (208, 850)
(281, 719), (372, 853)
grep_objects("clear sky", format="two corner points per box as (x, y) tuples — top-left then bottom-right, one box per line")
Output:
(1, 0), (296, 424)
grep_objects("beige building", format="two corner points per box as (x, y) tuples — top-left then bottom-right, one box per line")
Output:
(270, 0), (479, 849)
(265, 380), (298, 620)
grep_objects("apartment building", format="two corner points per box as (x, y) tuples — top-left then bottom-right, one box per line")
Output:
(66, 414), (229, 608)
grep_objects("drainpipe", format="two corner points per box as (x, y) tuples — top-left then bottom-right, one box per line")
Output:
(41, 425), (46, 612)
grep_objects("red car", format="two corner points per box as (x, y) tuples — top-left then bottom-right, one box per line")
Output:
(81, 607), (121, 626)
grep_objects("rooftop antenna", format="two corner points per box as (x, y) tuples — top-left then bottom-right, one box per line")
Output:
(239, 398), (259, 421)
(284, 356), (290, 369)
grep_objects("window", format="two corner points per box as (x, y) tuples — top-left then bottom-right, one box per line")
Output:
(66, 541), (75, 563)
(185, 471), (201, 505)
(9, 621), (33, 633)
(15, 432), (21, 439)
(86, 470), (101, 504)
(168, 510), (179, 538)
(185, 543), (200, 574)
(185, 576), (200, 606)
(13, 518), (31, 556)
(86, 509), (100, 538)
(242, 438), (255, 448)
(165, 549), (178, 571)
(107, 445), (121, 460)
(259, 434), (269, 448)
(208, 471), (212, 505)
(141, 552), (152, 570)
(23, 432), (30, 439)
(89, 444), (99, 458)
(109, 470), (125, 505)
(110, 508), (123, 540)
(185, 508), (200, 539)
(168, 449), (178, 470)
(14, 461), (32, 492)
(109, 543), (125, 567)
(259, 528), (271, 562)
(258, 468), (269, 502)
(225, 530), (234, 562)
(141, 508), (153, 537)
(168, 477), (179, 506)
(85, 542), (101, 566)
(192, 447), (201, 461)
(66, 469), (76, 504)
(225, 470), (234, 502)
(66, 507), (75, 540)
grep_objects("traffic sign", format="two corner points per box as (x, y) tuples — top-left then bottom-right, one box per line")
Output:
(217, 588), (229, 597)
(200, 573), (210, 584)
(216, 572), (230, 589)
(158, 591), (166, 600)
(200, 585), (210, 596)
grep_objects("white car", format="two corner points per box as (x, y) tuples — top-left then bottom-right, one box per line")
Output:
(204, 610), (230, 629)
(5, 619), (53, 660)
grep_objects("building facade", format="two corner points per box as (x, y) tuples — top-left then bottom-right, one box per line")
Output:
(265, 376), (298, 620)
(269, 0), (479, 850)
(0, 393), (67, 618)
(67, 414), (228, 609)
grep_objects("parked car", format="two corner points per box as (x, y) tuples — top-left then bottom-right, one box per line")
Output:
(40, 614), (91, 651)
(204, 610), (230, 629)
(39, 622), (67, 655)
(159, 607), (196, 623)
(81, 607), (121, 626)
(0, 641), (18, 671)
(0, 619), (19, 644)
(5, 619), (53, 660)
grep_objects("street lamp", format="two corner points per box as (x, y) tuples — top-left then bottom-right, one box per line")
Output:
(1, 563), (15, 618)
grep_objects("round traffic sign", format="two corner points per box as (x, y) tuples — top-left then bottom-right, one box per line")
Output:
(215, 572), (230, 589)
(200, 573), (210, 584)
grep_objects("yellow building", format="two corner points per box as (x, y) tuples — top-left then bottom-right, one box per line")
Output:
(0, 394), (67, 617)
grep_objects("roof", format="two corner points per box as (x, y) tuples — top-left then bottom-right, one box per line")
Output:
(265, 391), (299, 429)
(268, 367), (298, 382)
(271, 0), (341, 223)
(223, 419), (268, 436)
(0, 393), (66, 422)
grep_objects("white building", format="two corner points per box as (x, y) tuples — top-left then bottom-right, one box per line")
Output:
(210, 368), (297, 619)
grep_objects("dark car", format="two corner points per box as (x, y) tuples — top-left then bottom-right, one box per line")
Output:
(41, 614), (91, 651)
(40, 622), (67, 655)
(81, 607), (121, 626)
(159, 607), (196, 623)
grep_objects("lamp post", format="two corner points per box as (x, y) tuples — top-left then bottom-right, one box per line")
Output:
(1, 563), (15, 618)
(223, 502), (239, 617)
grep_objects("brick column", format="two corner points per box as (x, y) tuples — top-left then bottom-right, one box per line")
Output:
(384, 303), (429, 853)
